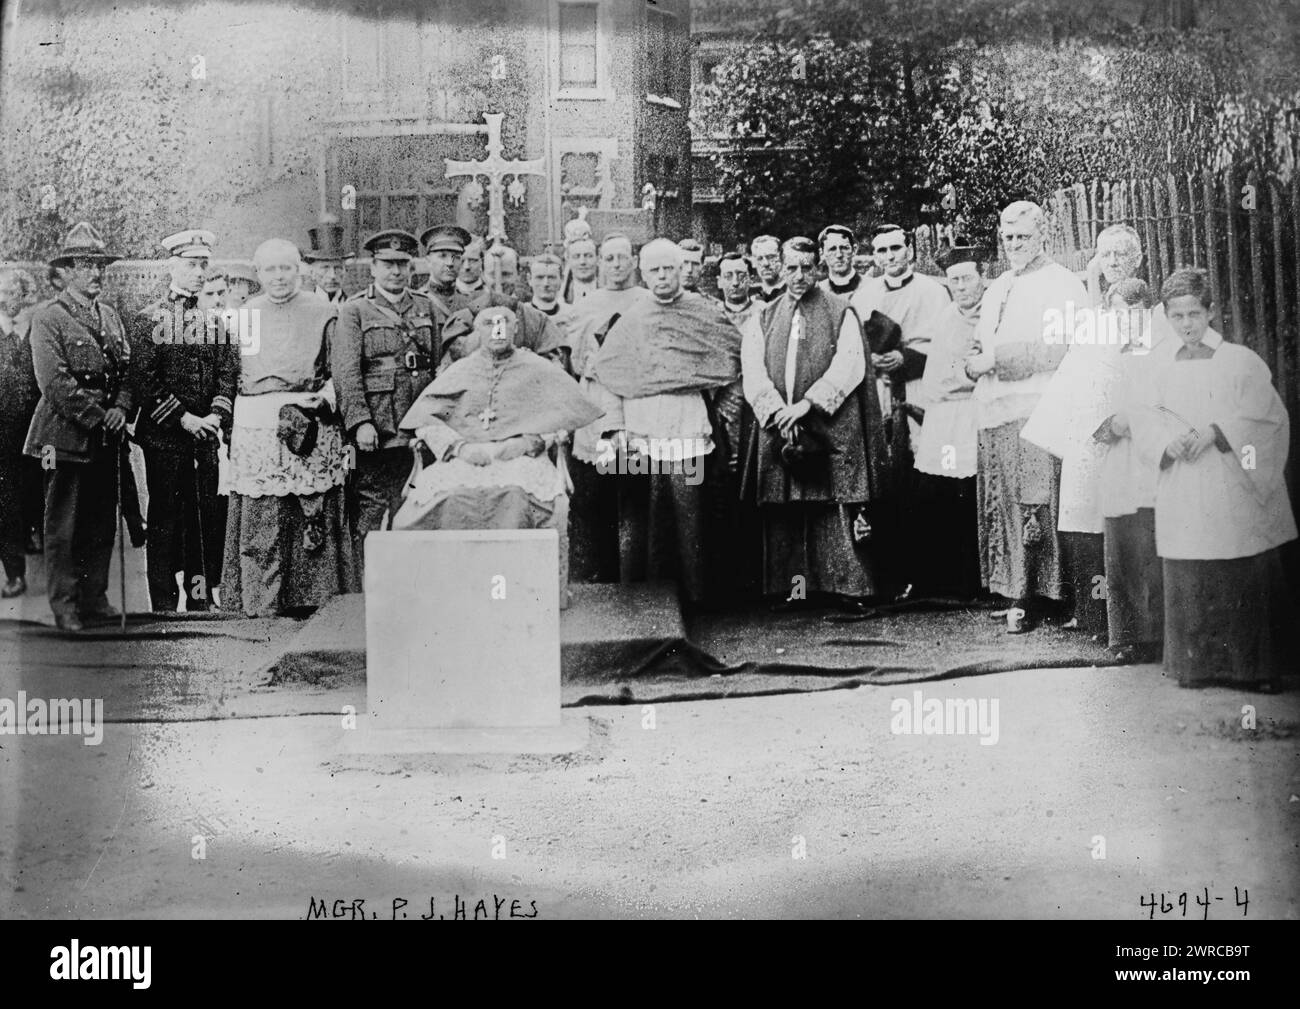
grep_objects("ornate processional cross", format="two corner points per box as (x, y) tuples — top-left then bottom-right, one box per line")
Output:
(444, 113), (546, 245)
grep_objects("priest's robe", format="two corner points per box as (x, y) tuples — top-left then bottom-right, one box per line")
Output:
(911, 300), (982, 599)
(1131, 328), (1298, 686)
(969, 257), (1086, 605)
(394, 347), (602, 608)
(1022, 337), (1120, 634)
(1095, 322), (1169, 651)
(221, 291), (360, 616)
(588, 290), (742, 604)
(739, 286), (885, 599)
(562, 286), (653, 582)
(850, 271), (953, 593)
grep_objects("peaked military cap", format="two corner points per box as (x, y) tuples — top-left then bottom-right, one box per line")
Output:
(364, 229), (420, 262)
(419, 224), (472, 254)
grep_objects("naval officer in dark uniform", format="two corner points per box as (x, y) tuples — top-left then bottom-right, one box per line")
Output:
(128, 228), (238, 613)
(24, 223), (133, 632)
(331, 229), (438, 540)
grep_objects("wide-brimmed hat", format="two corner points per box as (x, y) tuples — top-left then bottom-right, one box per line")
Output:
(50, 222), (120, 268)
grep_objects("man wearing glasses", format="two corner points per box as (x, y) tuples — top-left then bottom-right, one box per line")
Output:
(749, 235), (786, 303)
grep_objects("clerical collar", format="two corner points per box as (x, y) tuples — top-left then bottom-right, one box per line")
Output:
(169, 284), (198, 302)
(882, 270), (914, 291)
(654, 290), (684, 306)
(1012, 252), (1051, 276)
(827, 273), (860, 293)
(374, 283), (405, 305)
(457, 279), (485, 296)
(268, 290), (299, 306)
(532, 300), (559, 316)
(724, 298), (752, 314)
(761, 281), (785, 295)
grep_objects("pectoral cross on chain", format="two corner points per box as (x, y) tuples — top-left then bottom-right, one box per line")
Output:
(478, 406), (497, 429)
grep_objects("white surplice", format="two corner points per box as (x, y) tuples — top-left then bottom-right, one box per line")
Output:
(1130, 328), (1297, 560)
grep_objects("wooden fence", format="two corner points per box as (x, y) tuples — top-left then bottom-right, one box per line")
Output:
(1046, 168), (1300, 502)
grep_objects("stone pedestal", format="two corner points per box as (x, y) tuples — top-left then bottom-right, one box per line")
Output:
(348, 529), (586, 753)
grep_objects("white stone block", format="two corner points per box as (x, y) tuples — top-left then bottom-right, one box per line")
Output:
(356, 530), (582, 752)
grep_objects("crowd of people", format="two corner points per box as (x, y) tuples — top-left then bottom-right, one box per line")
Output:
(0, 198), (1295, 691)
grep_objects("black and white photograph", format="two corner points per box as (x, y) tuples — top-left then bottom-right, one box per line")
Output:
(0, 0), (1297, 944)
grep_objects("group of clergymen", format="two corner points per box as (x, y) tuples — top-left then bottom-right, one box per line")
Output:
(1, 196), (1295, 691)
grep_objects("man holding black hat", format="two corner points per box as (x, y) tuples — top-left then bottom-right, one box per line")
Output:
(128, 228), (237, 613)
(304, 218), (355, 305)
(331, 229), (438, 540)
(738, 237), (887, 611)
(24, 222), (133, 631)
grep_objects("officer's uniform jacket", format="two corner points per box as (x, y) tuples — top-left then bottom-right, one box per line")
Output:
(23, 290), (133, 464)
(128, 289), (238, 454)
(332, 284), (437, 450)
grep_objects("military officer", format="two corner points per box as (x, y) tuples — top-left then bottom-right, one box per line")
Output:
(128, 228), (238, 613)
(331, 229), (438, 540)
(303, 218), (355, 305)
(24, 223), (133, 632)
(416, 225), (563, 366)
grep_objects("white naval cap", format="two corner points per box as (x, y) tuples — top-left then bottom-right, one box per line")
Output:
(161, 229), (217, 258)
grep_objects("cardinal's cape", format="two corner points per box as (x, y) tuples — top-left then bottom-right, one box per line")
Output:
(399, 347), (602, 441)
(591, 290), (742, 397)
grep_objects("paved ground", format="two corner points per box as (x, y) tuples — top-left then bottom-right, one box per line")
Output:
(2, 658), (1296, 919)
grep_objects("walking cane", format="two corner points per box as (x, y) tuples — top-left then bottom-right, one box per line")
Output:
(114, 429), (126, 634)
(191, 438), (209, 612)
